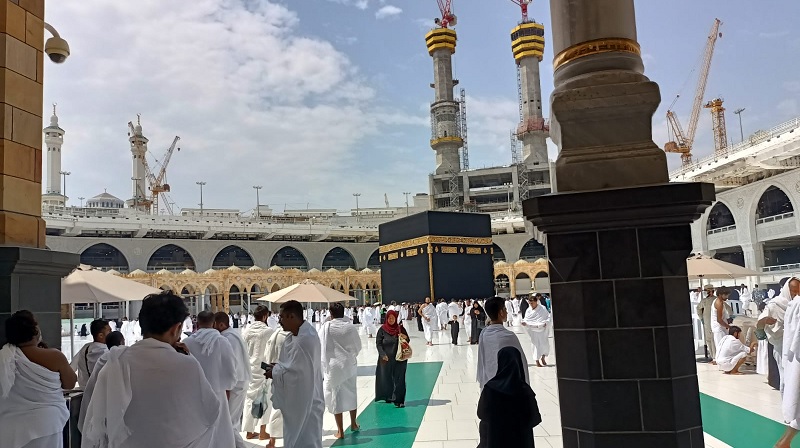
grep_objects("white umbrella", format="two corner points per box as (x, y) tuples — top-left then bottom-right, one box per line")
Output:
(686, 254), (760, 280)
(62, 265), (162, 304)
(257, 279), (351, 304)
(62, 265), (161, 356)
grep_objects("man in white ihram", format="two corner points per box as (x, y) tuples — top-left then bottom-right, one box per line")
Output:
(477, 297), (530, 389)
(242, 306), (275, 441)
(420, 297), (437, 346)
(181, 314), (193, 341)
(758, 277), (799, 386)
(82, 291), (233, 448)
(521, 294), (551, 367)
(436, 299), (449, 331)
(362, 302), (378, 338)
(319, 303), (362, 439)
(504, 298), (514, 327)
(213, 311), (251, 448)
(71, 319), (110, 387)
(182, 311), (236, 444)
(264, 300), (324, 448)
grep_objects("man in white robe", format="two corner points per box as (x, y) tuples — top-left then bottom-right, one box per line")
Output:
(511, 297), (521, 326)
(357, 307), (365, 330)
(71, 319), (111, 387)
(183, 311), (237, 444)
(265, 300), (324, 448)
(759, 277), (799, 386)
(79, 346), (128, 434)
(242, 306), (276, 440)
(522, 294), (551, 367)
(131, 319), (142, 342)
(463, 299), (473, 342)
(82, 291), (234, 448)
(363, 303), (378, 338)
(181, 315), (194, 341)
(319, 303), (362, 439)
(696, 286), (717, 360)
(119, 318), (134, 343)
(263, 326), (289, 448)
(109, 320), (117, 332)
(477, 297), (530, 389)
(420, 298), (437, 346)
(213, 311), (250, 448)
(716, 326), (756, 374)
(436, 299), (449, 331)
(504, 298), (514, 327)
(0, 310), (76, 448)
(775, 278), (800, 448)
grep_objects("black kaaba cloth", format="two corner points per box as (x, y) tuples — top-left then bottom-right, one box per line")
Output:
(378, 211), (494, 302)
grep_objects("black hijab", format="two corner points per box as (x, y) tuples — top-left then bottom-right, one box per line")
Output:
(485, 346), (528, 395)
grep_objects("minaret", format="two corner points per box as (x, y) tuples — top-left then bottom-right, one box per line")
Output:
(41, 105), (66, 206)
(426, 28), (462, 176)
(126, 115), (150, 212)
(512, 16), (550, 196)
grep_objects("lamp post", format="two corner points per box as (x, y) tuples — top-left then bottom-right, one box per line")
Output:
(196, 181), (206, 216)
(734, 108), (746, 143)
(78, 197), (85, 207)
(403, 192), (411, 216)
(353, 193), (361, 223)
(253, 186), (262, 219)
(59, 171), (70, 205)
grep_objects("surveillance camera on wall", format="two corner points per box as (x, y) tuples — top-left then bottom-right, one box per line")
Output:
(45, 36), (70, 63)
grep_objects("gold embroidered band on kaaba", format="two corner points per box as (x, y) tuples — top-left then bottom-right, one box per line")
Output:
(379, 236), (493, 254)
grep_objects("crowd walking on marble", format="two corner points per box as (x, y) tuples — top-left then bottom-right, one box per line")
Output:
(0, 292), (555, 448)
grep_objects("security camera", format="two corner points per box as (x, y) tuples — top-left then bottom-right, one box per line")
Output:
(45, 36), (70, 64)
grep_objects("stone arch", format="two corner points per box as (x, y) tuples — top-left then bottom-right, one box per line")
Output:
(367, 250), (381, 269)
(535, 271), (549, 278)
(519, 238), (546, 261)
(706, 202), (736, 230)
(492, 244), (506, 262)
(270, 246), (309, 270)
(212, 245), (255, 269)
(147, 244), (196, 271)
(515, 272), (532, 295)
(229, 284), (243, 307)
(495, 274), (510, 292)
(271, 284), (281, 292)
(756, 185), (795, 221)
(322, 247), (357, 270)
(80, 243), (130, 271)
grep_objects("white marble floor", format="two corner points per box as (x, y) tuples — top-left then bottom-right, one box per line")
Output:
(62, 320), (785, 448)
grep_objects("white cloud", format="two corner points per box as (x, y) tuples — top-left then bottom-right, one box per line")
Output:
(328, 0), (369, 10)
(44, 0), (418, 212)
(375, 5), (402, 19)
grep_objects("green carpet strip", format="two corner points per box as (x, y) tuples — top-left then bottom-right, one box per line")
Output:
(700, 393), (797, 447)
(333, 361), (443, 448)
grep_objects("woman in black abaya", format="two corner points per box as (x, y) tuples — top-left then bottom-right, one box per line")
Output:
(470, 301), (487, 344)
(375, 310), (410, 407)
(477, 346), (541, 447)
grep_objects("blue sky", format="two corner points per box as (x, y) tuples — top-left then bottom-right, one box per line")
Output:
(44, 0), (800, 213)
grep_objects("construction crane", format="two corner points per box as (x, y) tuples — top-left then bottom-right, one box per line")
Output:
(665, 18), (723, 166)
(127, 120), (180, 215)
(434, 0), (457, 28)
(147, 136), (180, 215)
(509, 0), (533, 22)
(704, 98), (729, 156)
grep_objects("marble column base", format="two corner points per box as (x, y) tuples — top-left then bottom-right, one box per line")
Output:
(550, 70), (669, 192)
(524, 182), (715, 448)
(0, 247), (79, 349)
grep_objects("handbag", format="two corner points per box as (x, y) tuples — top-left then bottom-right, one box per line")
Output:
(251, 384), (268, 419)
(396, 333), (412, 362)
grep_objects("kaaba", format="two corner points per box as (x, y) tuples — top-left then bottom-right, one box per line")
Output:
(378, 211), (495, 302)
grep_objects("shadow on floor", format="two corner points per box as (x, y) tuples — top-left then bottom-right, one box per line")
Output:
(404, 398), (451, 407)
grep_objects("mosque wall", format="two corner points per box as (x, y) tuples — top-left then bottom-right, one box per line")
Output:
(690, 168), (800, 271)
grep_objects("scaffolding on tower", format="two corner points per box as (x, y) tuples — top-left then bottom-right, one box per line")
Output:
(459, 88), (469, 171)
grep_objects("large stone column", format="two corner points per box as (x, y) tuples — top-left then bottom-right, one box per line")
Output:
(523, 1), (715, 446)
(0, 0), (78, 348)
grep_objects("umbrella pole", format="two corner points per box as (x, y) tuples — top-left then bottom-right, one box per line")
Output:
(70, 304), (75, 358)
